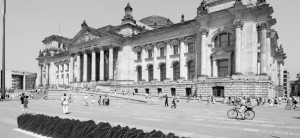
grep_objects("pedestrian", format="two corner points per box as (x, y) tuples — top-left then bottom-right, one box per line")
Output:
(171, 96), (176, 109)
(84, 95), (89, 106)
(164, 94), (169, 107)
(207, 96), (211, 104)
(20, 93), (25, 114)
(61, 93), (69, 114)
(199, 94), (202, 103)
(103, 94), (110, 106)
(98, 95), (102, 106)
(176, 94), (180, 105)
(91, 95), (95, 106)
(23, 95), (29, 114)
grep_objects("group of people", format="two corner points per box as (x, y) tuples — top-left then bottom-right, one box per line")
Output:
(60, 94), (111, 114)
(83, 94), (110, 106)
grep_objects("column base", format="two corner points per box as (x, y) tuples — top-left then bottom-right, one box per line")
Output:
(260, 73), (268, 76)
(198, 75), (208, 78)
(233, 72), (243, 75)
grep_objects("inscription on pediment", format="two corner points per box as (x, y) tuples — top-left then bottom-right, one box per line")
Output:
(75, 32), (101, 45)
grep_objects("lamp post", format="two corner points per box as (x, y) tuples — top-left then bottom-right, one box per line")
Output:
(1, 0), (6, 99)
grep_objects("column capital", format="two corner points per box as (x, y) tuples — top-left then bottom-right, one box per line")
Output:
(164, 40), (171, 45)
(257, 22), (268, 31)
(233, 19), (244, 29)
(200, 27), (209, 35)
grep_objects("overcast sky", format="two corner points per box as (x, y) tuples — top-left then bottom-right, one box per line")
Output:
(0, 0), (299, 79)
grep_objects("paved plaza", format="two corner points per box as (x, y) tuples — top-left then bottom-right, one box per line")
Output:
(0, 95), (300, 138)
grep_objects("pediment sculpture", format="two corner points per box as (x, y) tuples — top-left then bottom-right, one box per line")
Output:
(75, 32), (101, 45)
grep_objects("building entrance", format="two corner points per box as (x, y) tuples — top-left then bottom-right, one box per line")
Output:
(185, 88), (192, 97)
(212, 86), (224, 97)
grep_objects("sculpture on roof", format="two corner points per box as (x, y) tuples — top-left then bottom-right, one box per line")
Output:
(197, 0), (208, 16)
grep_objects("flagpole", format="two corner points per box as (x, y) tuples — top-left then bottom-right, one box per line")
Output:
(2, 0), (6, 99)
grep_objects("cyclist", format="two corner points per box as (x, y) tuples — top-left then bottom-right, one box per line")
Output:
(292, 96), (298, 109)
(237, 97), (246, 120)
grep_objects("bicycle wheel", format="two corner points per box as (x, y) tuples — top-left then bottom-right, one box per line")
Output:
(285, 105), (291, 110)
(227, 109), (238, 119)
(244, 110), (255, 120)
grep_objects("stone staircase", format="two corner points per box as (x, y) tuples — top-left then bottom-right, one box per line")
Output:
(46, 89), (159, 104)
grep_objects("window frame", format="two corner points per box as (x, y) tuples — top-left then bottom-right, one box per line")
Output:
(173, 45), (179, 55)
(160, 47), (165, 57)
(148, 50), (153, 58)
(148, 65), (153, 82)
(137, 52), (141, 60)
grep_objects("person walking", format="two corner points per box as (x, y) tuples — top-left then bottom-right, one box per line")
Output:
(61, 93), (69, 114)
(20, 93), (25, 114)
(84, 95), (89, 106)
(164, 94), (169, 107)
(91, 95), (95, 106)
(171, 96), (176, 109)
(23, 95), (29, 114)
(103, 94), (110, 106)
(98, 95), (102, 106)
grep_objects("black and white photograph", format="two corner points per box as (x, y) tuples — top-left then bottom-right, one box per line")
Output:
(0, 0), (299, 137)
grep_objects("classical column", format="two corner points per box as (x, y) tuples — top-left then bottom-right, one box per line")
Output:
(23, 74), (26, 90)
(83, 51), (88, 82)
(153, 45), (159, 80)
(109, 47), (114, 80)
(279, 62), (284, 86)
(69, 55), (74, 83)
(258, 22), (268, 75)
(212, 60), (218, 77)
(200, 28), (208, 77)
(48, 62), (53, 85)
(234, 20), (244, 75)
(63, 62), (67, 85)
(46, 63), (50, 85)
(39, 64), (43, 86)
(266, 31), (271, 75)
(165, 41), (171, 80)
(91, 49), (96, 81)
(76, 53), (81, 82)
(59, 63), (62, 85)
(142, 47), (148, 81)
(179, 37), (185, 79)
(99, 48), (104, 81)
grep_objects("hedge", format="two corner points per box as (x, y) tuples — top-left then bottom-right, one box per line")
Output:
(17, 114), (180, 138)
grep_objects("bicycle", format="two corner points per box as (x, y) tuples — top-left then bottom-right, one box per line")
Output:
(285, 103), (300, 110)
(227, 105), (255, 120)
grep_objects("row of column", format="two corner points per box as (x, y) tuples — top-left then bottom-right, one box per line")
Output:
(74, 47), (114, 83)
(37, 47), (115, 86)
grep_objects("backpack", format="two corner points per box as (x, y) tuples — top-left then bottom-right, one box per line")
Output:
(24, 98), (28, 104)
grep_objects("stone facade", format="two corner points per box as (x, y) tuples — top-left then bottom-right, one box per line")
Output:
(36, 0), (286, 98)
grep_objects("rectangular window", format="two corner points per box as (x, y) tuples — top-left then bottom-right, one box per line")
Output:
(173, 45), (179, 55)
(218, 60), (229, 77)
(137, 52), (141, 60)
(188, 42), (194, 53)
(148, 50), (153, 58)
(160, 48), (165, 57)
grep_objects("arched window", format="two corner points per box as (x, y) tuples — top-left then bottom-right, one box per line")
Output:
(173, 62), (180, 81)
(160, 63), (166, 81)
(148, 65), (153, 82)
(214, 33), (234, 47)
(137, 66), (142, 82)
(187, 61), (195, 80)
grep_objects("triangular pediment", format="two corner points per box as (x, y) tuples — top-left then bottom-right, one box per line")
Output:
(68, 27), (110, 47)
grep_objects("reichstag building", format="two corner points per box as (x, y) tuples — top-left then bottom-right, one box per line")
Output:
(36, 0), (286, 98)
